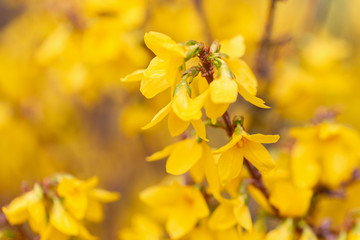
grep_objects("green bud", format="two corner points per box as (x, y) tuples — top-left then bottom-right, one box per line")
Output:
(210, 40), (221, 53)
(233, 115), (244, 127)
(185, 44), (200, 61)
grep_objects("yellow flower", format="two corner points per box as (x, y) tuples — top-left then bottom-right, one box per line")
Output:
(140, 183), (209, 239)
(56, 175), (120, 222)
(119, 214), (163, 240)
(142, 84), (208, 140)
(147, 137), (221, 196)
(2, 183), (47, 234)
(299, 225), (318, 240)
(238, 218), (266, 240)
(121, 31), (186, 98)
(184, 219), (242, 240)
(208, 196), (252, 232)
(213, 125), (279, 185)
(226, 58), (269, 109)
(269, 181), (313, 217)
(290, 122), (360, 189)
(264, 219), (294, 240)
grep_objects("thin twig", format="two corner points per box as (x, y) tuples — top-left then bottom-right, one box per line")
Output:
(255, 0), (279, 78)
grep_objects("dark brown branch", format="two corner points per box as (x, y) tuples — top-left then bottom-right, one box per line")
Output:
(254, 0), (279, 78)
(197, 44), (279, 215)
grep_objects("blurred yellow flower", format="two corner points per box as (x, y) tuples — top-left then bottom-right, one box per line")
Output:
(140, 183), (209, 239)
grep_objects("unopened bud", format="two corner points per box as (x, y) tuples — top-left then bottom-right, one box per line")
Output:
(210, 40), (221, 53)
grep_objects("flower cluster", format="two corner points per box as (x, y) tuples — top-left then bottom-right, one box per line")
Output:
(120, 32), (280, 239)
(2, 174), (120, 239)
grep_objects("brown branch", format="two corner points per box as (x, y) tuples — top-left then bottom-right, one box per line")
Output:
(254, 0), (279, 78)
(197, 44), (280, 215)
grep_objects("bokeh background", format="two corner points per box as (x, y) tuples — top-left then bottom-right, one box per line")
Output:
(0, 0), (359, 238)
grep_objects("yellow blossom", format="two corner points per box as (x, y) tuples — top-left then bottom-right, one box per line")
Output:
(208, 196), (252, 232)
(119, 214), (163, 240)
(56, 175), (120, 222)
(265, 219), (294, 240)
(140, 183), (209, 239)
(2, 184), (47, 233)
(290, 122), (360, 189)
(213, 125), (279, 185)
(142, 84), (208, 140)
(269, 181), (313, 217)
(121, 31), (186, 98)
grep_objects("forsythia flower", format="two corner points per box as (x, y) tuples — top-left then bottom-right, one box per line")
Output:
(208, 195), (252, 232)
(2, 183), (47, 233)
(264, 219), (294, 240)
(146, 136), (218, 187)
(213, 124), (279, 185)
(121, 32), (185, 98)
(2, 174), (120, 240)
(184, 219), (242, 240)
(140, 183), (209, 239)
(56, 175), (120, 222)
(290, 122), (360, 189)
(119, 214), (163, 240)
(142, 84), (209, 140)
(269, 181), (313, 217)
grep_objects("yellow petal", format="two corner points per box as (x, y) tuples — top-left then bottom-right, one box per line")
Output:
(89, 188), (120, 202)
(242, 133), (280, 144)
(237, 84), (270, 108)
(233, 205), (252, 231)
(243, 140), (275, 174)
(209, 78), (238, 104)
(291, 143), (320, 189)
(166, 209), (198, 239)
(50, 199), (79, 235)
(299, 226), (318, 240)
(64, 192), (88, 220)
(248, 185), (274, 214)
(182, 186), (209, 217)
(168, 110), (190, 136)
(204, 98), (229, 124)
(189, 158), (205, 183)
(78, 224), (98, 240)
(139, 185), (181, 207)
(217, 228), (241, 240)
(203, 144), (221, 196)
(208, 203), (237, 231)
(28, 200), (47, 233)
(140, 57), (171, 99)
(35, 24), (71, 64)
(144, 31), (185, 59)
(142, 102), (172, 130)
(172, 86), (207, 121)
(220, 35), (245, 58)
(269, 182), (313, 217)
(229, 59), (257, 95)
(191, 119), (208, 141)
(166, 138), (203, 175)
(84, 199), (103, 223)
(218, 147), (244, 185)
(2, 193), (31, 225)
(213, 134), (242, 154)
(121, 69), (145, 82)
(40, 225), (68, 240)
(265, 219), (294, 240)
(146, 142), (178, 162)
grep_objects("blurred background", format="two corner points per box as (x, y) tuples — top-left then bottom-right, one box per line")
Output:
(0, 0), (359, 238)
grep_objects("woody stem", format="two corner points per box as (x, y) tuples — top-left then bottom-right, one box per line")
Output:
(198, 46), (278, 213)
